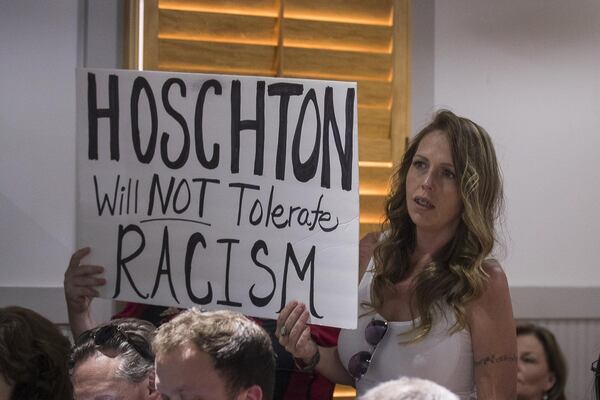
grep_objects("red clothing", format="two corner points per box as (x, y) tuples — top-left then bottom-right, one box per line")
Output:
(282, 324), (339, 400)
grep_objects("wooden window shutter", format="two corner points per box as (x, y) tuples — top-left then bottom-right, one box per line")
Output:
(127, 0), (410, 237)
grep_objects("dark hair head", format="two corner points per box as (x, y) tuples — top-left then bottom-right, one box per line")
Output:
(154, 308), (276, 400)
(0, 306), (72, 400)
(372, 109), (504, 340)
(517, 323), (567, 400)
(70, 318), (156, 383)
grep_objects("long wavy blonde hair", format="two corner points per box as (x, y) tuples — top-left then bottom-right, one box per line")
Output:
(370, 110), (503, 341)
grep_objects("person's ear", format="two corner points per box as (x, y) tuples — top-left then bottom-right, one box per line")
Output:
(147, 371), (161, 400)
(543, 371), (556, 392)
(238, 384), (263, 400)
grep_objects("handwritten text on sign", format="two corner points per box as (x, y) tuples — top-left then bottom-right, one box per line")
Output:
(76, 68), (359, 328)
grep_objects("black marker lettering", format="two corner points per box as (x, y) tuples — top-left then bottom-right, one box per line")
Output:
(216, 238), (243, 307)
(229, 182), (260, 226)
(114, 224), (148, 299)
(292, 89), (321, 183)
(322, 86), (354, 190)
(87, 73), (119, 160)
(194, 79), (222, 169)
(147, 174), (175, 216)
(172, 178), (191, 214)
(131, 77), (158, 164)
(151, 226), (180, 303)
(231, 80), (265, 175)
(93, 174), (119, 216)
(249, 240), (276, 307)
(184, 232), (212, 305)
(280, 243), (322, 319)
(267, 83), (304, 180)
(161, 78), (190, 169)
(191, 178), (220, 218)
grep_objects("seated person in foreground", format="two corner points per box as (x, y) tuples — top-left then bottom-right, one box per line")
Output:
(152, 308), (276, 400)
(70, 318), (160, 400)
(359, 377), (459, 400)
(0, 306), (72, 400)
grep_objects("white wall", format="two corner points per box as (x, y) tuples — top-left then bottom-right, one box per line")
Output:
(410, 0), (435, 133)
(0, 0), (80, 287)
(432, 0), (600, 287)
(0, 0), (119, 323)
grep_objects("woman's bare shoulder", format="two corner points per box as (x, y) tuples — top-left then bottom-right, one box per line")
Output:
(482, 259), (509, 290)
(467, 259), (511, 313)
(483, 257), (505, 274)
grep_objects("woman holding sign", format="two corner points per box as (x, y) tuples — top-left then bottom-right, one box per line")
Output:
(277, 110), (516, 399)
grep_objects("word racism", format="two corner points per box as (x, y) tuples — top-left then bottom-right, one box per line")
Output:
(79, 70), (359, 325)
(87, 73), (355, 190)
(94, 173), (342, 317)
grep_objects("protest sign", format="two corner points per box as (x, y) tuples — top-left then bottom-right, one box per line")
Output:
(76, 68), (359, 328)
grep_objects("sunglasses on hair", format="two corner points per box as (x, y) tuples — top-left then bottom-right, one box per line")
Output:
(592, 358), (600, 375)
(348, 319), (387, 379)
(94, 324), (154, 362)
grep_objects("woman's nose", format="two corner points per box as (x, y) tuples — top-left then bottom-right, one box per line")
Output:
(422, 172), (434, 190)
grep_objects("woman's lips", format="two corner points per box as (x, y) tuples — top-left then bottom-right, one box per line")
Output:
(414, 196), (434, 209)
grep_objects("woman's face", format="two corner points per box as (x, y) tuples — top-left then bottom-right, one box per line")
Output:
(517, 334), (556, 400)
(405, 130), (462, 237)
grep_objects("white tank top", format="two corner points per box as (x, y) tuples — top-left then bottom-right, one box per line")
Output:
(337, 267), (476, 399)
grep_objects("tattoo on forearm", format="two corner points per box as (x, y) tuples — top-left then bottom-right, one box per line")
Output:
(474, 353), (517, 367)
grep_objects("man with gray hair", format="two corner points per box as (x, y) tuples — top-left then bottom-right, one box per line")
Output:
(70, 318), (160, 400)
(153, 308), (276, 400)
(359, 377), (459, 400)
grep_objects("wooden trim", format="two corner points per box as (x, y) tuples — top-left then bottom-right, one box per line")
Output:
(144, 0), (159, 70)
(122, 0), (140, 69)
(390, 0), (410, 162)
(275, 0), (285, 76)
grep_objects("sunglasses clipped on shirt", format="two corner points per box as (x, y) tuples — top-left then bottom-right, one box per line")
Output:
(348, 319), (388, 379)
(93, 324), (155, 362)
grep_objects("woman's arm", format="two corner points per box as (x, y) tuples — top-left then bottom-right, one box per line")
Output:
(466, 262), (517, 399)
(318, 346), (355, 386)
(277, 301), (354, 386)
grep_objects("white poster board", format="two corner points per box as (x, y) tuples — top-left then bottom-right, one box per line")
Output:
(76, 68), (359, 328)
